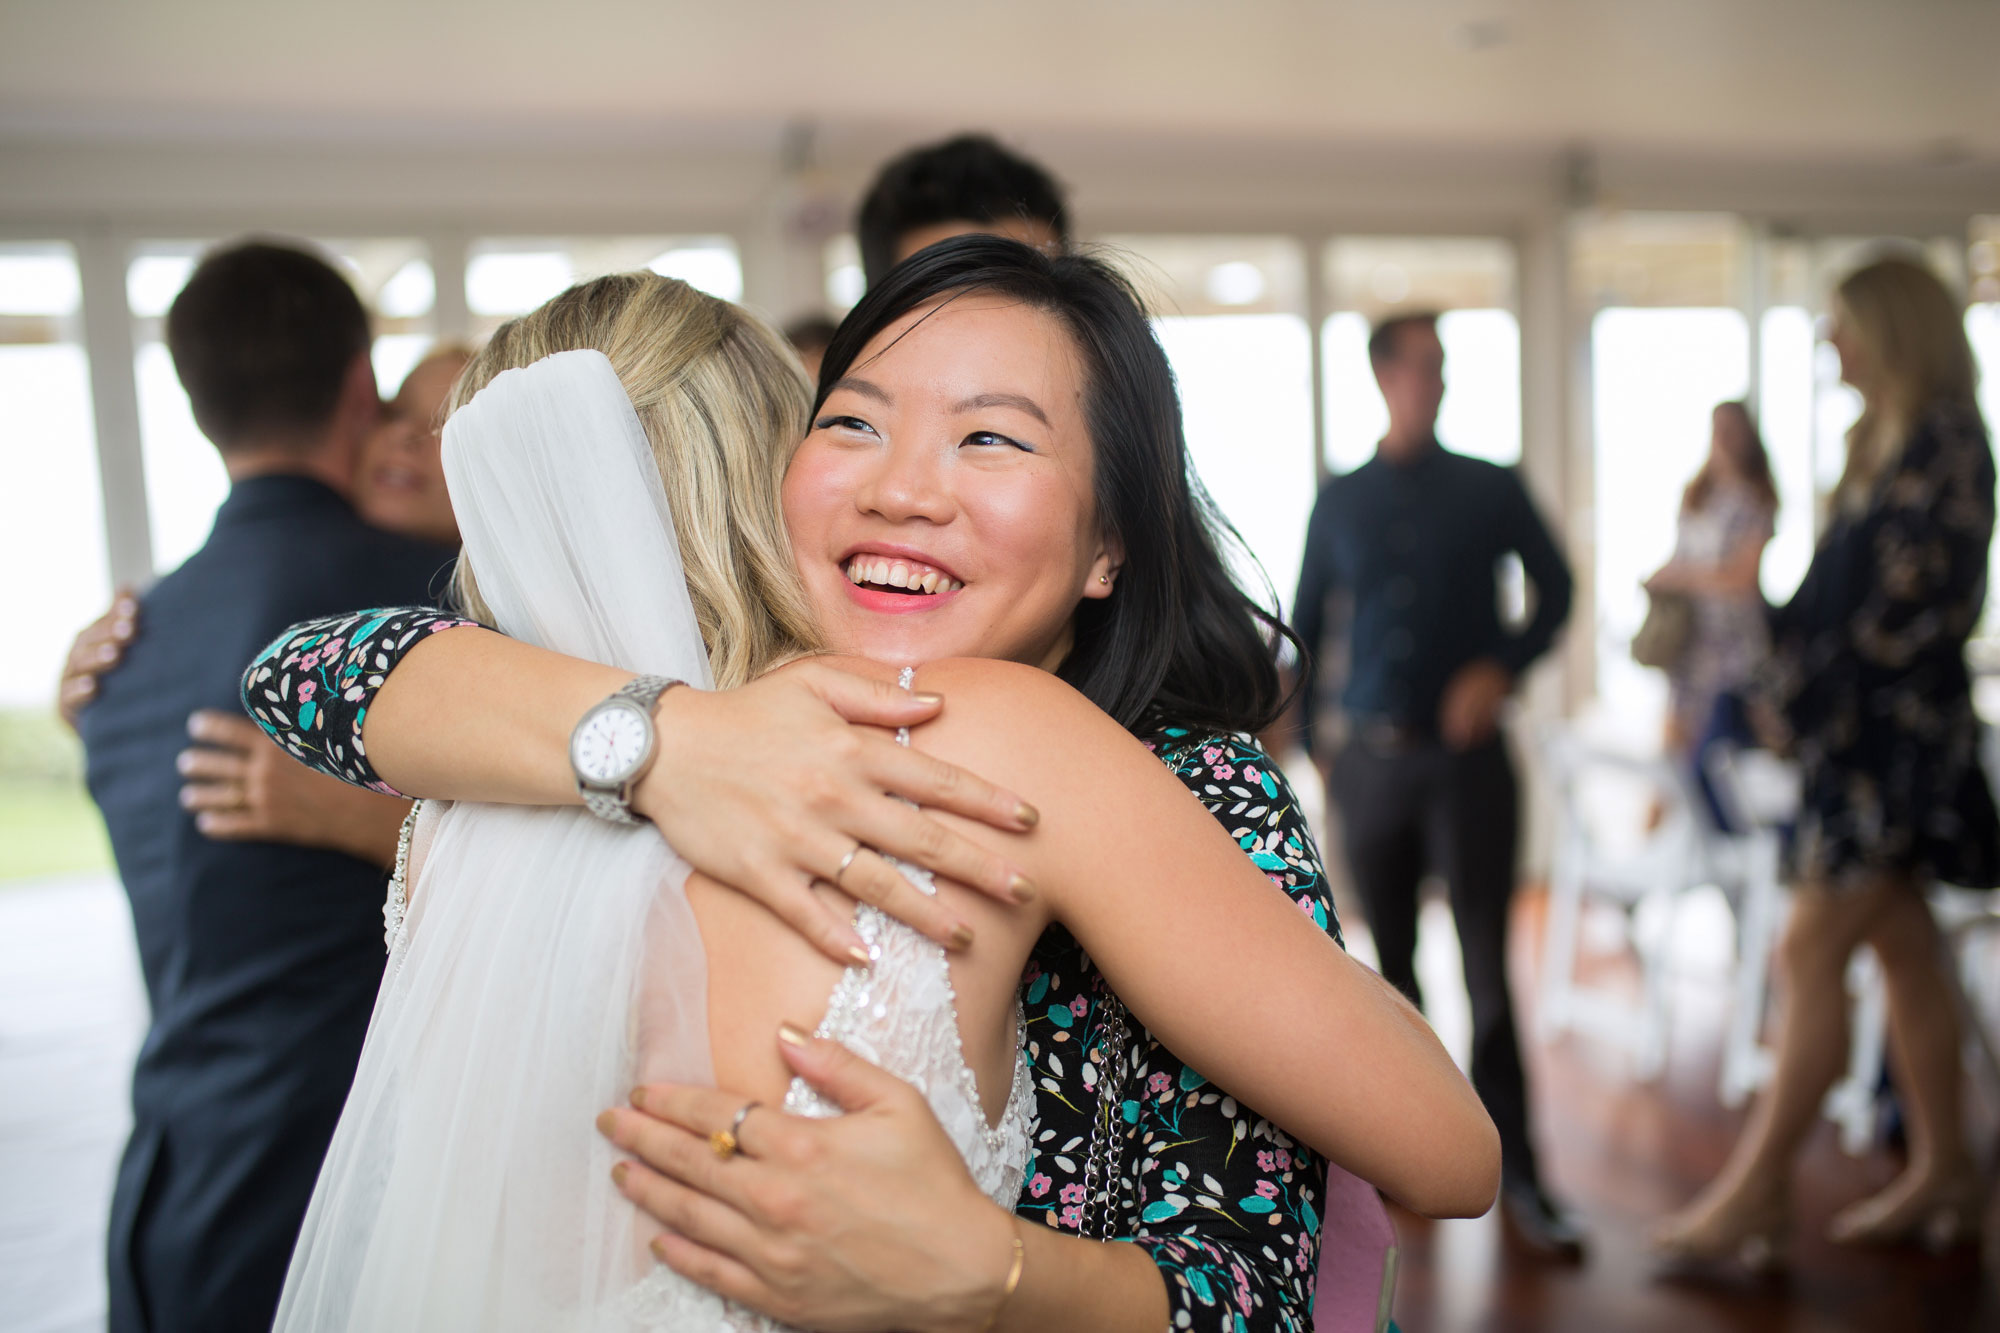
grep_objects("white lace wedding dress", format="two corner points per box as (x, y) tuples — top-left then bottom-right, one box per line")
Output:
(379, 677), (1036, 1332)
(278, 351), (1032, 1333)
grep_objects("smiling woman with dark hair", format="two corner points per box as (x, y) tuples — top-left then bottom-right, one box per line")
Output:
(246, 236), (1492, 1331)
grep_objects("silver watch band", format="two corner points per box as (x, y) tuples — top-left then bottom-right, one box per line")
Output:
(577, 674), (683, 825)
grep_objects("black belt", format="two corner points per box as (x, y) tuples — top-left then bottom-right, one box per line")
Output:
(1347, 714), (1436, 754)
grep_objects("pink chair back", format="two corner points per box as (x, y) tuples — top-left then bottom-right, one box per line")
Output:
(1313, 1165), (1398, 1332)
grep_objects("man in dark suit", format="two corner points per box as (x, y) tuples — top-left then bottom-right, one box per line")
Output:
(1294, 311), (1585, 1260)
(78, 240), (455, 1332)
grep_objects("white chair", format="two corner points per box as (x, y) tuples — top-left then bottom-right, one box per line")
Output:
(1538, 729), (1717, 1080)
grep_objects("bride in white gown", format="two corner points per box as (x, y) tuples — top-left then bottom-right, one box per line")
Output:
(276, 283), (1030, 1331)
(275, 273), (1496, 1332)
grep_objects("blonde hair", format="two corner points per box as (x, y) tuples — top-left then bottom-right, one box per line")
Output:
(1831, 256), (1979, 513)
(446, 272), (822, 688)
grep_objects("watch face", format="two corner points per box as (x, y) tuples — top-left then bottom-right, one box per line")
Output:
(571, 703), (651, 784)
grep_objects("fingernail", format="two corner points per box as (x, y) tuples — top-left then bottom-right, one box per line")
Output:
(912, 692), (944, 706)
(178, 787), (197, 808)
(113, 619), (134, 638)
(948, 923), (974, 950)
(777, 1022), (809, 1047)
(629, 1086), (649, 1111)
(175, 751), (194, 774)
(1009, 874), (1038, 904)
(596, 1109), (619, 1137)
(847, 945), (872, 967)
(649, 1236), (671, 1263)
(1015, 801), (1040, 828)
(96, 646), (116, 663)
(611, 1161), (630, 1190)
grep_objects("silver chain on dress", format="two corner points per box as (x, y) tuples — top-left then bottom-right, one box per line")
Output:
(1079, 992), (1130, 1240)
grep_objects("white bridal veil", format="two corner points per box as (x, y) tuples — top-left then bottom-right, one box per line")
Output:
(275, 350), (717, 1331)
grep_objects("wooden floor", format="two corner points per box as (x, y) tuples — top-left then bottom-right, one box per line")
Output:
(1373, 887), (2000, 1333)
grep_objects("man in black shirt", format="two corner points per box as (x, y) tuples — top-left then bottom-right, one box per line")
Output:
(1294, 312), (1585, 1258)
(78, 241), (454, 1330)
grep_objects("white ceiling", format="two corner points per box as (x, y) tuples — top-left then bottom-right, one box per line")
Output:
(2, 0), (1994, 164)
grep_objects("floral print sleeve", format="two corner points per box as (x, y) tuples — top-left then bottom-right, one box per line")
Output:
(1016, 729), (1341, 1333)
(241, 607), (479, 795)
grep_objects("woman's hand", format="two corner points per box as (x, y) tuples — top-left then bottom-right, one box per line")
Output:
(179, 710), (412, 866)
(639, 658), (1040, 961)
(58, 590), (139, 729)
(599, 1027), (1019, 1333)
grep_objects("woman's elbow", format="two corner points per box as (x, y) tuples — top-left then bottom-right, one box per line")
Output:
(1394, 1108), (1502, 1219)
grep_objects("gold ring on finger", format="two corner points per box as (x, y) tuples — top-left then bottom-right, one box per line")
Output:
(709, 1100), (761, 1160)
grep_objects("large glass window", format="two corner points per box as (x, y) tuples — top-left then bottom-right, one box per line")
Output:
(0, 242), (113, 881)
(1101, 235), (1316, 615)
(1967, 217), (2000, 634)
(1321, 237), (1521, 473)
(129, 242), (228, 574)
(466, 237), (742, 341)
(1575, 214), (1751, 729)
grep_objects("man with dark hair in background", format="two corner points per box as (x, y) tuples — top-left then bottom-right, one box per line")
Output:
(78, 240), (454, 1332)
(855, 132), (1069, 287)
(1293, 311), (1586, 1260)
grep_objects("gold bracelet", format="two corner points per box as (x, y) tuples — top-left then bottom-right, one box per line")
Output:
(977, 1223), (1026, 1333)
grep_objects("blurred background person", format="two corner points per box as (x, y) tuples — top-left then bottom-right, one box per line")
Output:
(1655, 255), (1997, 1268)
(73, 239), (454, 1333)
(856, 132), (1069, 288)
(351, 342), (469, 547)
(59, 343), (472, 870)
(1293, 310), (1582, 1259)
(1643, 400), (1778, 767)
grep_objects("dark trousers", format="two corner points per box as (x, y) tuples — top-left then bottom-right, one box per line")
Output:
(1329, 731), (1543, 1190)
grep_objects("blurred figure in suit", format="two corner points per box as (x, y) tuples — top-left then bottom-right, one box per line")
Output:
(76, 240), (454, 1332)
(1294, 311), (1583, 1259)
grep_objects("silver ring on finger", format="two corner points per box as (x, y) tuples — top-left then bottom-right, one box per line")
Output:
(833, 842), (864, 889)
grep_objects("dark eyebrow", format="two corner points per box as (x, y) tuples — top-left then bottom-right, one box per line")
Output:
(826, 375), (892, 405)
(953, 392), (1050, 427)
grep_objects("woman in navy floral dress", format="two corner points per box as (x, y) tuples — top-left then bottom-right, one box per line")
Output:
(1656, 257), (1997, 1267)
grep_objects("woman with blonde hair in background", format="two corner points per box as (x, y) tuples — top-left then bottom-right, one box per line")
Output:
(1655, 255), (1997, 1266)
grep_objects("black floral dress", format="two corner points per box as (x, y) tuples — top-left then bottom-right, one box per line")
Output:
(1757, 399), (2000, 891)
(243, 610), (1346, 1333)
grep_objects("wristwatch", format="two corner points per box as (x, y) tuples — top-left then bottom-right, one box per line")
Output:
(570, 675), (683, 825)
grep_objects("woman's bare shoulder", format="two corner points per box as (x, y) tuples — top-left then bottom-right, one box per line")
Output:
(906, 659), (1171, 795)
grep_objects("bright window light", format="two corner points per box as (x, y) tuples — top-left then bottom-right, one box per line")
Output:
(1322, 309), (1520, 472)
(0, 254), (81, 317)
(1758, 306), (1816, 598)
(378, 259), (437, 319)
(127, 255), (197, 319)
(466, 252), (573, 318)
(648, 248), (743, 303)
(1591, 306), (1749, 731)
(827, 263), (865, 312)
(1156, 314), (1315, 616)
(1204, 261), (1266, 307)
(372, 335), (436, 399)
(135, 341), (230, 574)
